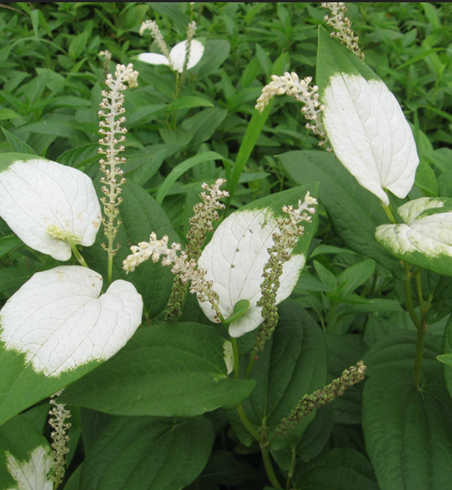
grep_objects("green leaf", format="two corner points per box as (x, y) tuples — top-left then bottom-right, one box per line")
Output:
(293, 448), (378, 489)
(228, 301), (327, 447)
(80, 416), (214, 490)
(0, 415), (53, 489)
(155, 151), (226, 205)
(0, 235), (22, 258)
(363, 330), (441, 377)
(280, 150), (406, 280)
(84, 178), (178, 319)
(223, 299), (251, 325)
(69, 31), (90, 60)
(60, 323), (256, 417)
(337, 259), (375, 296)
(169, 96), (214, 111)
(181, 108), (227, 148)
(191, 40), (231, 79)
(1, 128), (36, 155)
(376, 197), (452, 276)
(441, 315), (452, 400)
(363, 365), (452, 490)
(0, 109), (19, 121)
(0, 267), (33, 294)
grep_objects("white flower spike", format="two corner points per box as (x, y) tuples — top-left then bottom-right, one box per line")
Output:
(137, 39), (204, 73)
(0, 156), (101, 260)
(0, 266), (143, 376)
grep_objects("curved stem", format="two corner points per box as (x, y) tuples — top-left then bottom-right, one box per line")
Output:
(381, 201), (397, 223)
(286, 448), (297, 490)
(69, 241), (88, 268)
(236, 404), (264, 443)
(260, 426), (282, 489)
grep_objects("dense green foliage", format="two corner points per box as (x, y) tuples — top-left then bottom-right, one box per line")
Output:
(1, 2), (452, 490)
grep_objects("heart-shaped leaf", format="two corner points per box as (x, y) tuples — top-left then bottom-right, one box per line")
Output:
(197, 185), (319, 337)
(0, 266), (143, 425)
(375, 197), (452, 275)
(0, 153), (101, 260)
(317, 27), (419, 206)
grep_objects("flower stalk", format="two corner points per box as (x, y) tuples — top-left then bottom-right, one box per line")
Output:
(98, 63), (138, 285)
(49, 389), (71, 489)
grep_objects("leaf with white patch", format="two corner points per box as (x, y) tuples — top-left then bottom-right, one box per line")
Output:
(375, 197), (452, 276)
(0, 266), (143, 425)
(0, 153), (101, 261)
(317, 27), (419, 206)
(0, 415), (54, 490)
(197, 185), (318, 337)
(137, 40), (204, 73)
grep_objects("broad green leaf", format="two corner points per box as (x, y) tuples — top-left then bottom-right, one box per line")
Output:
(190, 39), (231, 79)
(69, 31), (90, 60)
(0, 235), (22, 258)
(197, 185), (319, 337)
(0, 267), (33, 294)
(293, 448), (378, 489)
(363, 330), (441, 377)
(376, 197), (452, 276)
(0, 153), (101, 260)
(228, 301), (327, 448)
(155, 151), (226, 204)
(423, 270), (452, 324)
(317, 26), (419, 206)
(1, 128), (36, 155)
(337, 258), (375, 296)
(57, 143), (99, 168)
(181, 107), (227, 147)
(80, 416), (214, 490)
(0, 266), (143, 425)
(363, 365), (452, 490)
(84, 178), (178, 319)
(279, 150), (406, 279)
(0, 415), (53, 490)
(0, 109), (19, 120)
(168, 96), (214, 111)
(441, 315), (452, 400)
(60, 323), (256, 417)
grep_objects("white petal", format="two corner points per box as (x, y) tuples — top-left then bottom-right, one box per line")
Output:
(0, 266), (143, 376)
(197, 209), (305, 337)
(0, 158), (101, 260)
(323, 74), (419, 206)
(170, 40), (205, 72)
(6, 446), (53, 490)
(137, 52), (170, 66)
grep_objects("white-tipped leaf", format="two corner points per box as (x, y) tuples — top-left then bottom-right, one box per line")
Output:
(137, 40), (204, 73)
(137, 52), (170, 66)
(322, 74), (419, 206)
(197, 209), (305, 337)
(317, 27), (419, 206)
(170, 40), (204, 72)
(0, 266), (143, 376)
(375, 197), (452, 276)
(0, 155), (101, 260)
(6, 446), (53, 490)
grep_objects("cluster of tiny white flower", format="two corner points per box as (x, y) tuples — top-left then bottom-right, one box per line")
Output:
(49, 389), (72, 487)
(255, 72), (327, 146)
(281, 192), (318, 228)
(322, 2), (364, 59)
(98, 64), (138, 275)
(140, 19), (174, 69)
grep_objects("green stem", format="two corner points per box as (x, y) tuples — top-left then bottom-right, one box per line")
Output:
(69, 241), (88, 268)
(415, 273), (426, 325)
(107, 251), (113, 285)
(403, 269), (422, 331)
(381, 201), (397, 223)
(231, 337), (240, 380)
(414, 327), (427, 388)
(245, 348), (257, 379)
(286, 448), (297, 490)
(260, 426), (282, 489)
(236, 404), (264, 443)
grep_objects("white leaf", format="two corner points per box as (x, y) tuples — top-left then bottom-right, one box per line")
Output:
(0, 158), (101, 260)
(376, 198), (452, 261)
(0, 266), (143, 376)
(170, 40), (205, 72)
(6, 446), (53, 490)
(137, 52), (170, 66)
(322, 74), (419, 206)
(197, 209), (305, 337)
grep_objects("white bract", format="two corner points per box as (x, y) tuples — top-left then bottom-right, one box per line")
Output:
(0, 266), (143, 376)
(0, 157), (101, 260)
(6, 446), (53, 490)
(137, 39), (204, 73)
(197, 209), (305, 337)
(322, 74), (419, 206)
(376, 198), (452, 263)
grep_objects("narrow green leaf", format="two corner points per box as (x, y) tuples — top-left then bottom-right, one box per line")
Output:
(168, 96), (213, 111)
(1, 128), (36, 155)
(155, 151), (226, 205)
